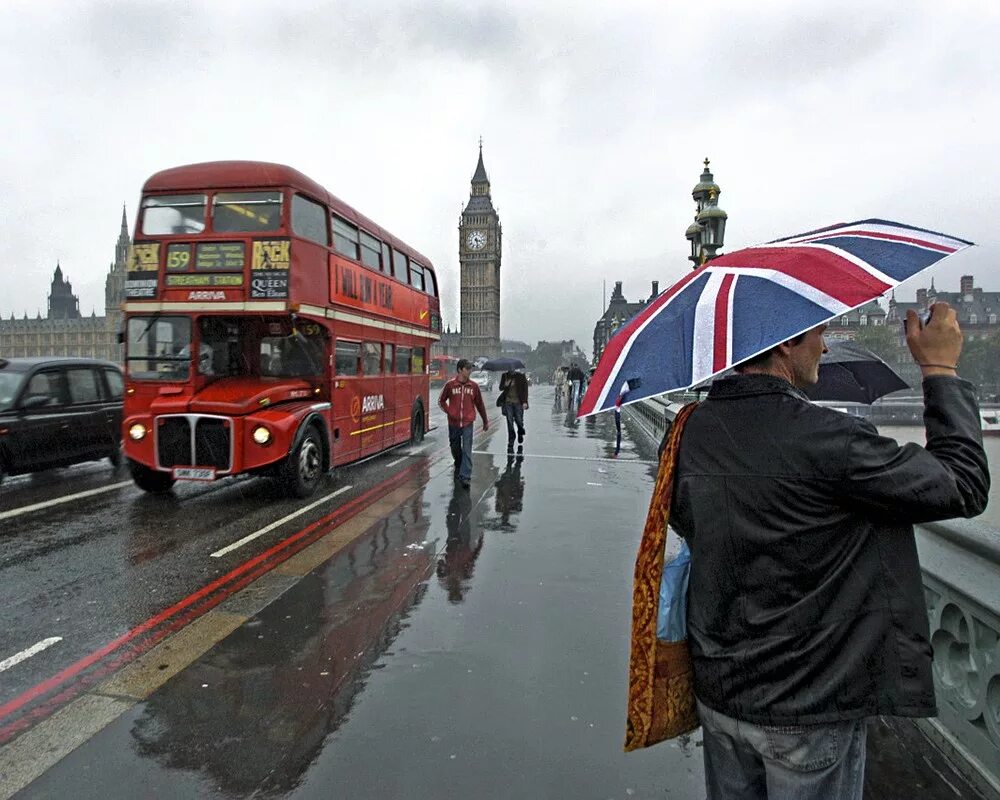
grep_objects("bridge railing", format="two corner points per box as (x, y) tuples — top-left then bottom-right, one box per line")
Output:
(622, 397), (1000, 799)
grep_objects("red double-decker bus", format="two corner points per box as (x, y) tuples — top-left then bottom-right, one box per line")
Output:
(121, 161), (441, 497)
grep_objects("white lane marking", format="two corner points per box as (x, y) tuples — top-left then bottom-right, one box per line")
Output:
(471, 451), (657, 465)
(0, 481), (133, 522)
(210, 485), (353, 558)
(0, 637), (63, 673)
(385, 457), (407, 468)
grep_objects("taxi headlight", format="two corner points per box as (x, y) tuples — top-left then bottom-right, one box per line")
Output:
(128, 423), (147, 441)
(252, 425), (272, 445)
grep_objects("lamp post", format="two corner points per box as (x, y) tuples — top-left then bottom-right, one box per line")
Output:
(686, 158), (728, 268)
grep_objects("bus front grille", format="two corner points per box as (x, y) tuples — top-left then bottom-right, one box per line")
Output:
(156, 415), (232, 472)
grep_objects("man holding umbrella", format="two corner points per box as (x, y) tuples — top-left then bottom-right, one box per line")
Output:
(582, 219), (991, 800)
(498, 367), (529, 448)
(670, 303), (988, 799)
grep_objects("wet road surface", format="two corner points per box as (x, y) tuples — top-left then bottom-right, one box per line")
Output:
(0, 389), (987, 798)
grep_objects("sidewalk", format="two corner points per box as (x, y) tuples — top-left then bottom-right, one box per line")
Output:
(10, 388), (986, 799)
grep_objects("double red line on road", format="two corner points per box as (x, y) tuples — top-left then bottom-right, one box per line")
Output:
(0, 460), (429, 745)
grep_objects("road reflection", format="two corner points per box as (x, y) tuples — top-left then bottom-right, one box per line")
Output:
(126, 486), (436, 796)
(436, 486), (483, 603)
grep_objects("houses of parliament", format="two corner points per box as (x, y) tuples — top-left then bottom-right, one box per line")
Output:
(0, 208), (130, 362)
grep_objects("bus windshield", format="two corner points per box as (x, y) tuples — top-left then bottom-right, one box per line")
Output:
(212, 191), (283, 233)
(141, 194), (207, 235)
(126, 316), (193, 380)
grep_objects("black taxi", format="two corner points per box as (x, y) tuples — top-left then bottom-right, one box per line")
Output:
(0, 357), (124, 484)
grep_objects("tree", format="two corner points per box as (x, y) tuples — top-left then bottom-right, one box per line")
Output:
(957, 330), (1000, 398)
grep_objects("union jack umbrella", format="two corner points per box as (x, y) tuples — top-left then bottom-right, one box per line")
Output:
(579, 219), (973, 417)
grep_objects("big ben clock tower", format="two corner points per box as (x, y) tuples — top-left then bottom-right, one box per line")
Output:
(459, 142), (502, 359)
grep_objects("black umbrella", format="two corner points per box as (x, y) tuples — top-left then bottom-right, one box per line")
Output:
(804, 341), (908, 404)
(481, 357), (525, 372)
(692, 341), (907, 404)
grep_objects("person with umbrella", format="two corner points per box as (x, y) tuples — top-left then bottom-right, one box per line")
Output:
(498, 366), (529, 448)
(588, 220), (991, 800)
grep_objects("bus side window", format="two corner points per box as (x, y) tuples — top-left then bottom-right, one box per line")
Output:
(381, 242), (392, 276)
(335, 341), (361, 376)
(392, 249), (407, 282)
(360, 232), (381, 270)
(395, 346), (411, 374)
(411, 347), (425, 375)
(425, 269), (438, 297)
(333, 215), (360, 260)
(292, 194), (328, 245)
(384, 344), (395, 374)
(362, 342), (382, 376)
(409, 263), (425, 292)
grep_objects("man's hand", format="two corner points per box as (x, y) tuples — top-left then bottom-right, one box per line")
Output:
(483, 419), (490, 431)
(906, 302), (962, 377)
(522, 403), (529, 410)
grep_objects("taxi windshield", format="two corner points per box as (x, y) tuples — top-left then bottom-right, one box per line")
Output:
(0, 370), (26, 412)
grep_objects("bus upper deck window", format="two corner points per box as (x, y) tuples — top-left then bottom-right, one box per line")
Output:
(141, 194), (206, 235)
(214, 191), (283, 233)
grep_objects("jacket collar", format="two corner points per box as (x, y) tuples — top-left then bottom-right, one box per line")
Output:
(706, 373), (810, 402)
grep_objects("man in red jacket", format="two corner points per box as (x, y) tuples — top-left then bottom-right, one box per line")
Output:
(438, 358), (489, 488)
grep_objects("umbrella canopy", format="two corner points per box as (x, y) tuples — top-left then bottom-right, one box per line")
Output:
(481, 357), (525, 372)
(580, 219), (972, 416)
(804, 341), (909, 404)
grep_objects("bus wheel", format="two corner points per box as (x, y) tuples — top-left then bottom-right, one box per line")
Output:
(283, 426), (323, 498)
(410, 407), (425, 444)
(129, 460), (175, 494)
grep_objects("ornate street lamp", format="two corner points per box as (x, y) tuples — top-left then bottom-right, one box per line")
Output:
(686, 158), (728, 267)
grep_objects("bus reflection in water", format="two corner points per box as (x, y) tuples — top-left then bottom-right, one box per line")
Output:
(122, 161), (442, 497)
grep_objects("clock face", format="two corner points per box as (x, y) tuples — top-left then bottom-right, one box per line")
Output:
(466, 230), (487, 250)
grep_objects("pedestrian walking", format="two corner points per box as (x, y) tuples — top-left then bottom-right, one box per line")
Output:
(568, 363), (584, 405)
(669, 302), (989, 800)
(438, 358), (489, 489)
(498, 368), (529, 448)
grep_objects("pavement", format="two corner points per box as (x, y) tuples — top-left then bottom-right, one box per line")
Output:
(4, 387), (987, 799)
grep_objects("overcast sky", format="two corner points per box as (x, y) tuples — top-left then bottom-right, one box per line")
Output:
(2, 0), (998, 356)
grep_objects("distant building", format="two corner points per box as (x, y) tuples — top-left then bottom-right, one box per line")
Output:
(432, 326), (463, 359)
(501, 339), (530, 357)
(0, 208), (130, 361)
(592, 280), (660, 364)
(825, 299), (887, 341)
(886, 275), (1000, 385)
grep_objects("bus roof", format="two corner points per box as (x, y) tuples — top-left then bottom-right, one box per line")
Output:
(142, 161), (434, 267)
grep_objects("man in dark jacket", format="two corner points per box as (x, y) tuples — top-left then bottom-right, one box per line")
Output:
(438, 359), (489, 489)
(670, 302), (989, 800)
(498, 368), (529, 447)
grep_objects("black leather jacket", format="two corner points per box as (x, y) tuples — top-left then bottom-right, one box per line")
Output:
(671, 374), (989, 725)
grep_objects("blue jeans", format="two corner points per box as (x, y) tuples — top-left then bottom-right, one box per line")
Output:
(697, 698), (867, 800)
(449, 424), (474, 481)
(503, 402), (524, 441)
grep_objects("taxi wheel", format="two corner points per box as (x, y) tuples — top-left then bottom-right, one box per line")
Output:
(410, 407), (425, 444)
(108, 438), (124, 470)
(283, 426), (323, 498)
(129, 460), (176, 494)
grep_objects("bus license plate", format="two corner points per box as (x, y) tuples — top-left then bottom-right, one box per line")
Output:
(172, 467), (216, 481)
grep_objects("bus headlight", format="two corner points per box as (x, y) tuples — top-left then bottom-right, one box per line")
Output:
(252, 425), (272, 445)
(129, 423), (147, 441)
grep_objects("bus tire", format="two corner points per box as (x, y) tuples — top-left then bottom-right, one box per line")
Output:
(282, 425), (323, 498)
(129, 460), (175, 494)
(410, 404), (425, 444)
